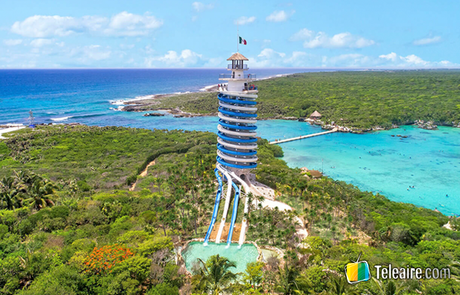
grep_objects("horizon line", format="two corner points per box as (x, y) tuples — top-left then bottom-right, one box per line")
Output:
(1, 67), (460, 70)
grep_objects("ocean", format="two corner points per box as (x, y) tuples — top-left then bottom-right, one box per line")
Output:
(0, 68), (326, 125)
(1, 69), (459, 215)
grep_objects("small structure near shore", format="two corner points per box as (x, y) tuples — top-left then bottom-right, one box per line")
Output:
(310, 110), (322, 120)
(301, 167), (323, 178)
(143, 113), (165, 117)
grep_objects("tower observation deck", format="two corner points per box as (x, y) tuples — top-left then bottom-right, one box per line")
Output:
(216, 52), (258, 176)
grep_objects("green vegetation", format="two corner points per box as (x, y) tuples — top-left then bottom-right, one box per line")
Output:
(0, 125), (215, 189)
(0, 126), (459, 294)
(130, 92), (217, 115)
(192, 254), (237, 294)
(0, 126), (217, 294)
(151, 70), (460, 129)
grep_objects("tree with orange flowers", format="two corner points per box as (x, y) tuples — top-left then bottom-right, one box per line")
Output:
(82, 244), (134, 275)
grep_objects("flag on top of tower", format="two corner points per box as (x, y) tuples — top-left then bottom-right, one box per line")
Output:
(239, 36), (247, 45)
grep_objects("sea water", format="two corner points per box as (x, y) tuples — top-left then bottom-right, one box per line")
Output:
(182, 242), (259, 274)
(0, 68), (320, 125)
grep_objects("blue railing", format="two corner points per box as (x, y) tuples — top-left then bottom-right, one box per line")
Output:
(217, 156), (257, 169)
(218, 94), (257, 105)
(217, 144), (257, 156)
(217, 132), (257, 143)
(218, 107), (257, 118)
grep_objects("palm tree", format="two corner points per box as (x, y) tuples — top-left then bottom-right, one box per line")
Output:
(24, 179), (56, 210)
(276, 262), (299, 295)
(195, 254), (237, 294)
(0, 176), (21, 209)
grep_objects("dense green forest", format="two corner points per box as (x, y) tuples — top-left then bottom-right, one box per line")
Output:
(0, 126), (459, 294)
(149, 70), (460, 129)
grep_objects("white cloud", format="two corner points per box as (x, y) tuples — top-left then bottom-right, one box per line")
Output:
(259, 48), (286, 59)
(3, 39), (23, 46)
(11, 15), (81, 37)
(291, 28), (375, 49)
(105, 12), (163, 36)
(247, 48), (459, 68)
(30, 38), (54, 47)
(378, 52), (431, 67)
(234, 16), (256, 25)
(11, 12), (163, 38)
(379, 52), (398, 62)
(144, 49), (206, 67)
(320, 52), (459, 68)
(266, 10), (294, 22)
(192, 2), (214, 12)
(249, 48), (286, 67)
(289, 28), (314, 41)
(413, 36), (442, 46)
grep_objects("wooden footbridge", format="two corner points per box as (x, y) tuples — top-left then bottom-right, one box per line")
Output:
(269, 128), (338, 145)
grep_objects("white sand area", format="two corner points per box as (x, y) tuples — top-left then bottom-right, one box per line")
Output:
(0, 126), (25, 139)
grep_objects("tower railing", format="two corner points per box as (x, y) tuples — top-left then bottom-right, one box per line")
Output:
(219, 73), (256, 79)
(227, 64), (248, 70)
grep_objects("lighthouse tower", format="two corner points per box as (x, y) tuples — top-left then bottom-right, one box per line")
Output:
(216, 53), (258, 178)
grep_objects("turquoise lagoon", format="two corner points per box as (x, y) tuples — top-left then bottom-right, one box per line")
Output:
(182, 242), (259, 274)
(276, 124), (460, 216)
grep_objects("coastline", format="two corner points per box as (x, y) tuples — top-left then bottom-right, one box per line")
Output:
(112, 73), (297, 119)
(111, 85), (460, 133)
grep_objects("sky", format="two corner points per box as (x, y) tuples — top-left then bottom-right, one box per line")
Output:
(1, 0), (459, 69)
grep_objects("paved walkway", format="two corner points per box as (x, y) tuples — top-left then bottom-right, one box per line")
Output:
(269, 128), (337, 144)
(0, 126), (25, 139)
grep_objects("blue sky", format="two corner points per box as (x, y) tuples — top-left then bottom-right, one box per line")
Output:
(1, 0), (459, 68)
